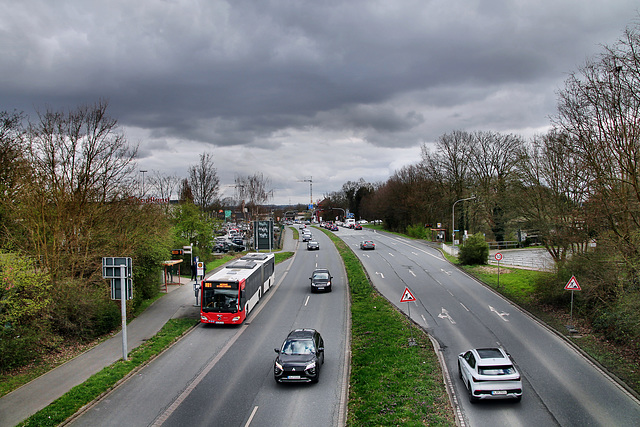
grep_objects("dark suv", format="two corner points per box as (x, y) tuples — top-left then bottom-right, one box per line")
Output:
(309, 268), (332, 292)
(274, 329), (325, 383)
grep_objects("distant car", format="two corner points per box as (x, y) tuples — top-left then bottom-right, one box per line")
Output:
(274, 329), (325, 383)
(302, 233), (313, 242)
(213, 241), (245, 253)
(360, 240), (375, 250)
(330, 225), (339, 231)
(309, 268), (332, 292)
(307, 240), (319, 250)
(354, 223), (362, 230)
(458, 348), (523, 403)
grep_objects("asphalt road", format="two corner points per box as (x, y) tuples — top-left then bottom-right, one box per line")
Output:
(69, 228), (349, 427)
(335, 226), (640, 427)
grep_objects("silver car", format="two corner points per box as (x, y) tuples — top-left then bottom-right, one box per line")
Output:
(458, 347), (522, 403)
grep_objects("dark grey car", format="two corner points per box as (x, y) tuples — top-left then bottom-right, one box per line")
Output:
(274, 329), (325, 383)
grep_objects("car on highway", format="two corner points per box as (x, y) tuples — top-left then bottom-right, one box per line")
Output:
(309, 268), (332, 292)
(302, 232), (313, 242)
(360, 240), (375, 250)
(354, 223), (362, 230)
(330, 225), (339, 231)
(458, 347), (523, 403)
(274, 329), (325, 383)
(307, 240), (319, 250)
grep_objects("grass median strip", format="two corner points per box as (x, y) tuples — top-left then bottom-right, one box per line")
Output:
(321, 229), (455, 426)
(18, 318), (197, 427)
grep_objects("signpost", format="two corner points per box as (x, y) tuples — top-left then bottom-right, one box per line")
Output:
(495, 252), (503, 289)
(103, 257), (132, 361)
(400, 287), (417, 346)
(564, 275), (582, 328)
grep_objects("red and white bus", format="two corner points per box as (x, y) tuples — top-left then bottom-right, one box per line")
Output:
(200, 253), (275, 325)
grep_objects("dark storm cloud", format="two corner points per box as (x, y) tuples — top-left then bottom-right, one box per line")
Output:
(1, 0), (638, 202)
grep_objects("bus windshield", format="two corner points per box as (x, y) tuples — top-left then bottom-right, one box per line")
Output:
(203, 288), (238, 312)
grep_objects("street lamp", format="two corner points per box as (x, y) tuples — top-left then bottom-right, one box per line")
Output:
(452, 196), (476, 247)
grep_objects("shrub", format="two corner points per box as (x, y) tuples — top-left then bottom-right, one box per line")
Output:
(406, 224), (428, 239)
(458, 233), (489, 265)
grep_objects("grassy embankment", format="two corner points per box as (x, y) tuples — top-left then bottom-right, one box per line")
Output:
(320, 228), (455, 426)
(12, 251), (295, 427)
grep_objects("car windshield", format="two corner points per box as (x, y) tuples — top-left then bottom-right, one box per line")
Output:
(281, 339), (315, 355)
(478, 365), (516, 375)
(313, 272), (329, 280)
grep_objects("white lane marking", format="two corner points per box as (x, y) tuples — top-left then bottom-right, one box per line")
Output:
(376, 272), (385, 279)
(489, 305), (510, 321)
(388, 253), (394, 257)
(440, 268), (451, 275)
(244, 406), (259, 427)
(421, 314), (428, 326)
(305, 296), (310, 306)
(438, 307), (456, 324)
(460, 303), (469, 311)
(409, 270), (416, 277)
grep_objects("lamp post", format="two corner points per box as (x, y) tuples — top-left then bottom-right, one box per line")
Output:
(452, 196), (476, 248)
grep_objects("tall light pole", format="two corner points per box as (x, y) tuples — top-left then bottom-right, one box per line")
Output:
(452, 195), (476, 247)
(297, 176), (313, 206)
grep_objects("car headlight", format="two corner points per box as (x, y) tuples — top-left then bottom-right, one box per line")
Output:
(305, 361), (316, 371)
(232, 316), (241, 322)
(274, 360), (283, 373)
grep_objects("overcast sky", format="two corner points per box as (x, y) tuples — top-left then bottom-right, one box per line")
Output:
(1, 1), (638, 205)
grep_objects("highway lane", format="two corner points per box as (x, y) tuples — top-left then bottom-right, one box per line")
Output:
(70, 228), (348, 427)
(336, 226), (640, 427)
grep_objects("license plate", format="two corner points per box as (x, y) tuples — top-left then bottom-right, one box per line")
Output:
(492, 390), (507, 395)
(215, 321), (225, 324)
(288, 375), (301, 379)
(317, 287), (324, 290)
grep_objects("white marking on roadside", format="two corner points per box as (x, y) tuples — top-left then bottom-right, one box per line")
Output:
(421, 314), (428, 326)
(409, 270), (416, 277)
(376, 272), (384, 279)
(412, 252), (419, 256)
(244, 406), (259, 427)
(388, 253), (394, 257)
(489, 305), (510, 321)
(305, 296), (310, 306)
(440, 268), (451, 275)
(460, 303), (469, 311)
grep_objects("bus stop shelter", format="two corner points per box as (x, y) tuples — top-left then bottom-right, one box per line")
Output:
(162, 259), (183, 292)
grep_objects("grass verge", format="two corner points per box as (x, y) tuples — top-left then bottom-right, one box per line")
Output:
(321, 229), (455, 426)
(18, 318), (196, 427)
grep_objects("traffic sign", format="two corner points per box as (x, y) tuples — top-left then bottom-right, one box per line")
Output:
(564, 275), (582, 291)
(495, 252), (503, 261)
(400, 287), (416, 303)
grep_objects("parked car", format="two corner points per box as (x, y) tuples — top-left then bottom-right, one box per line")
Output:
(274, 329), (325, 383)
(213, 241), (245, 253)
(458, 347), (523, 403)
(309, 268), (332, 292)
(360, 240), (375, 250)
(307, 240), (319, 250)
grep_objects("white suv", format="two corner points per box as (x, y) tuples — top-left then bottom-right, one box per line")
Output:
(458, 347), (522, 403)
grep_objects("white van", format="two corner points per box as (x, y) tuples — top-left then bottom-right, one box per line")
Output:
(344, 218), (356, 228)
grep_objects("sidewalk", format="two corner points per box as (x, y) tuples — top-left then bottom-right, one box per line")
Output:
(0, 227), (298, 427)
(0, 276), (199, 427)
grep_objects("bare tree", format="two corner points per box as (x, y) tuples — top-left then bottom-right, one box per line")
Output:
(554, 23), (640, 253)
(188, 152), (219, 210)
(17, 100), (138, 279)
(235, 172), (272, 221)
(518, 131), (590, 262)
(149, 170), (180, 200)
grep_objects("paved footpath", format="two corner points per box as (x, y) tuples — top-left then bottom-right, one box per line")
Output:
(0, 226), (297, 427)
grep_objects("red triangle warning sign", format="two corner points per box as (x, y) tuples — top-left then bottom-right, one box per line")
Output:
(564, 276), (581, 291)
(400, 287), (416, 302)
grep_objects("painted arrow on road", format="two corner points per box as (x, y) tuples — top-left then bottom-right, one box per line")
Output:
(489, 306), (510, 321)
(438, 307), (456, 324)
(376, 272), (385, 279)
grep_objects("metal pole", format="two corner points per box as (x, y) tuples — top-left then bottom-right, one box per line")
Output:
(120, 265), (128, 361)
